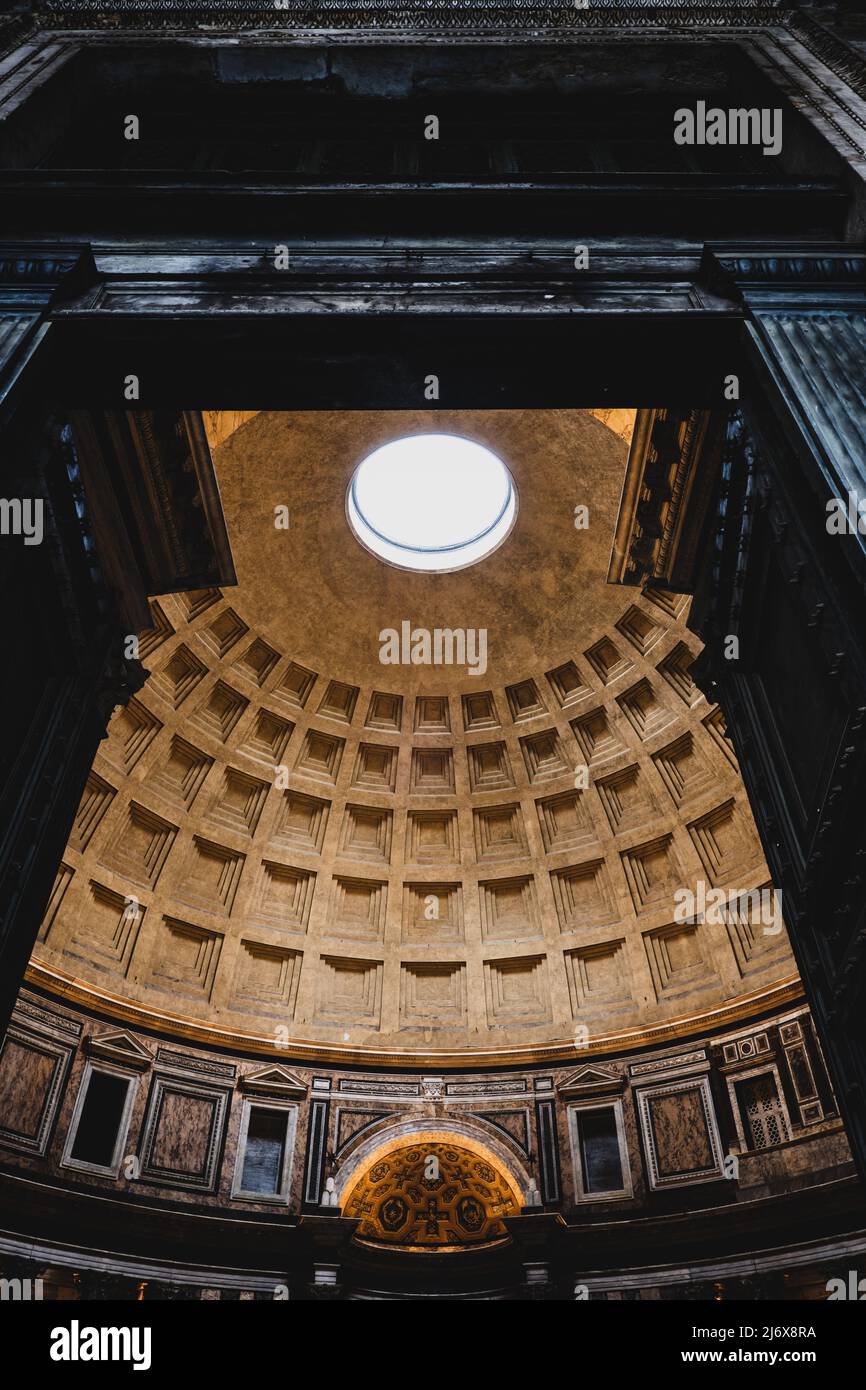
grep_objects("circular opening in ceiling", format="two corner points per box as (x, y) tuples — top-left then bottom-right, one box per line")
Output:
(347, 433), (517, 572)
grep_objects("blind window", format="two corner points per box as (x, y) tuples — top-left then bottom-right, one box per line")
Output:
(240, 1108), (287, 1195)
(577, 1106), (624, 1195)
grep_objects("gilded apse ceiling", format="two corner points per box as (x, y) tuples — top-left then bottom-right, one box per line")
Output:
(30, 409), (798, 1063)
(343, 1138), (521, 1249)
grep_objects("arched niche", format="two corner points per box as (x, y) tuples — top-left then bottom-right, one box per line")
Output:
(337, 1120), (528, 1249)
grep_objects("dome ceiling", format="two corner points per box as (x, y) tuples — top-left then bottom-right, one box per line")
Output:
(202, 409), (651, 692)
(32, 409), (798, 1062)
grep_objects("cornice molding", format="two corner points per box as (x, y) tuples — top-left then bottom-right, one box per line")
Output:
(0, 16), (36, 60)
(608, 406), (723, 590)
(33, 2), (788, 20)
(788, 11), (866, 107)
(25, 957), (804, 1070)
(14, 5), (865, 147)
(0, 246), (95, 314)
(28, 2), (793, 39)
(702, 243), (866, 299)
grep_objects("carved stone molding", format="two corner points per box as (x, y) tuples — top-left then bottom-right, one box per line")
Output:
(557, 1062), (625, 1097)
(33, 2), (792, 34)
(69, 409), (236, 631)
(702, 244), (866, 310)
(608, 407), (724, 591)
(789, 11), (866, 106)
(240, 1063), (308, 1098)
(0, 16), (34, 61)
(0, 245), (94, 300)
(86, 1027), (154, 1069)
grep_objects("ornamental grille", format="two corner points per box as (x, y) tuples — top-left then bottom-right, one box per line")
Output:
(737, 1072), (789, 1151)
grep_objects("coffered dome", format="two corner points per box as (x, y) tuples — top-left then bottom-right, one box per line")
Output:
(32, 409), (797, 1061)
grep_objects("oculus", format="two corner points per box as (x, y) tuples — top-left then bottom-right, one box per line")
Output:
(347, 433), (517, 572)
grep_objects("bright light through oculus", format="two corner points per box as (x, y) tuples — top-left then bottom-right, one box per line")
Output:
(347, 434), (517, 572)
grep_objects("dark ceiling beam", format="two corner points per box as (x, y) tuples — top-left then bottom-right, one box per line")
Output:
(2, 176), (846, 241)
